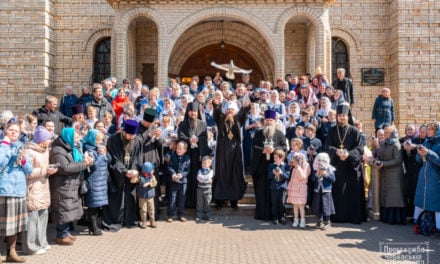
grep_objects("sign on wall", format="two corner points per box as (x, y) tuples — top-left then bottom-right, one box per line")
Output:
(361, 68), (384, 86)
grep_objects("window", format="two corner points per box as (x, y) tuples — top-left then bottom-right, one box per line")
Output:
(93, 38), (111, 83)
(332, 37), (350, 81)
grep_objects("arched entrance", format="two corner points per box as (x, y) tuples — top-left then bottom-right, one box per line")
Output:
(169, 20), (274, 85)
(179, 44), (263, 85)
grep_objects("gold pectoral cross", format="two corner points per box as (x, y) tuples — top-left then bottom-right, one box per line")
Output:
(228, 130), (234, 140)
(124, 153), (131, 166)
(340, 144), (344, 149)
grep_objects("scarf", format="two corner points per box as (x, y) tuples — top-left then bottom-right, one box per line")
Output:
(61, 128), (83, 162)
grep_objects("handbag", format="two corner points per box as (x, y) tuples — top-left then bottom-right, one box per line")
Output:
(80, 180), (89, 195)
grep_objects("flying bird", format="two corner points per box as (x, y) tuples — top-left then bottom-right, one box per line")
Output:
(210, 60), (252, 80)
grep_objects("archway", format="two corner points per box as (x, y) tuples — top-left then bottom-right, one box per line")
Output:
(179, 44), (263, 85)
(169, 20), (274, 84)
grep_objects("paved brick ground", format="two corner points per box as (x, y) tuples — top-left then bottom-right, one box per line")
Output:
(9, 215), (439, 264)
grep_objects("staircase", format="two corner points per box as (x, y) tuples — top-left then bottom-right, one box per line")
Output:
(159, 176), (257, 217)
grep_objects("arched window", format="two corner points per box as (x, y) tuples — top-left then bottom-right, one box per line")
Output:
(332, 37), (350, 81)
(93, 37), (111, 83)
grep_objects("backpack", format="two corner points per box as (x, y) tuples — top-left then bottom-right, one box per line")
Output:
(414, 210), (436, 236)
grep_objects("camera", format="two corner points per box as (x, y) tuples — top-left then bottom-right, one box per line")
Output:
(374, 160), (383, 166)
(417, 144), (425, 150)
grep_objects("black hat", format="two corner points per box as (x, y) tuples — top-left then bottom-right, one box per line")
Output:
(143, 108), (157, 123)
(124, 120), (139, 135)
(186, 102), (199, 112)
(336, 103), (350, 116)
(71, 104), (84, 115)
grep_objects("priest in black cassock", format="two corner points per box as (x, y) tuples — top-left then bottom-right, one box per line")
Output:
(138, 108), (162, 218)
(213, 99), (250, 209)
(102, 120), (142, 231)
(324, 103), (367, 224)
(251, 109), (287, 220)
(178, 102), (209, 208)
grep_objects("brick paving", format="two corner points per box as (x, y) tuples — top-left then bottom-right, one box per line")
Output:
(12, 215), (439, 264)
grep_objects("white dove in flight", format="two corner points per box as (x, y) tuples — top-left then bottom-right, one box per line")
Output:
(210, 60), (252, 80)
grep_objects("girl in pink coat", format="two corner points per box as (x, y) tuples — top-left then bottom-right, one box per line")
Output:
(287, 152), (311, 228)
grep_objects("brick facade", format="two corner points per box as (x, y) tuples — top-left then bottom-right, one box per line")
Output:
(1, 0), (439, 136)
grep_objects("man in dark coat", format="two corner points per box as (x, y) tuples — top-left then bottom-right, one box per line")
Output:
(251, 110), (287, 220)
(83, 84), (115, 121)
(178, 102), (209, 208)
(213, 99), (250, 209)
(33, 95), (72, 135)
(324, 104), (366, 224)
(332, 68), (355, 109)
(138, 108), (162, 218)
(102, 120), (142, 231)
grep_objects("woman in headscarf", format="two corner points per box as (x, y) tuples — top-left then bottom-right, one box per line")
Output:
(371, 87), (394, 133)
(82, 129), (110, 236)
(49, 128), (93, 246)
(414, 122), (440, 237)
(399, 124), (421, 219)
(373, 125), (406, 224)
(0, 121), (33, 262)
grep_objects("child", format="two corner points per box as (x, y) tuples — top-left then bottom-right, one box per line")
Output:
(167, 141), (191, 222)
(354, 120), (367, 147)
(138, 162), (158, 229)
(268, 149), (290, 225)
(287, 152), (311, 228)
(86, 106), (99, 129)
(102, 111), (116, 135)
(286, 138), (307, 166)
(196, 156), (214, 222)
(311, 153), (335, 230)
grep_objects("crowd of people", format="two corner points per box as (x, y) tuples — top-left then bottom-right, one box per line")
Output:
(0, 67), (439, 262)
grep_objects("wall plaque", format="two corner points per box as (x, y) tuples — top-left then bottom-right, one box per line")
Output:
(361, 68), (384, 86)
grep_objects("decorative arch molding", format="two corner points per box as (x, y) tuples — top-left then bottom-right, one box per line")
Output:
(82, 24), (113, 53)
(164, 6), (278, 66)
(275, 5), (326, 34)
(114, 7), (167, 34)
(169, 22), (274, 81)
(330, 26), (361, 52)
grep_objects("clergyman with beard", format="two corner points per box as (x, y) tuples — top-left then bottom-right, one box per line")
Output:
(178, 102), (209, 208)
(324, 103), (366, 224)
(251, 109), (287, 220)
(138, 108), (162, 219)
(102, 120), (142, 231)
(212, 99), (250, 210)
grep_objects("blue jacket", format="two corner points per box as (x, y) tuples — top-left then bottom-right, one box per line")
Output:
(311, 168), (335, 193)
(0, 141), (33, 197)
(414, 134), (440, 211)
(83, 144), (111, 208)
(372, 95), (394, 129)
(59, 94), (78, 118)
(168, 153), (190, 184)
(268, 163), (290, 190)
(138, 175), (156, 199)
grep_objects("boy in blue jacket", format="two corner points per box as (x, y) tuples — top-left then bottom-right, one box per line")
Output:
(268, 149), (290, 225)
(138, 162), (158, 229)
(167, 141), (190, 223)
